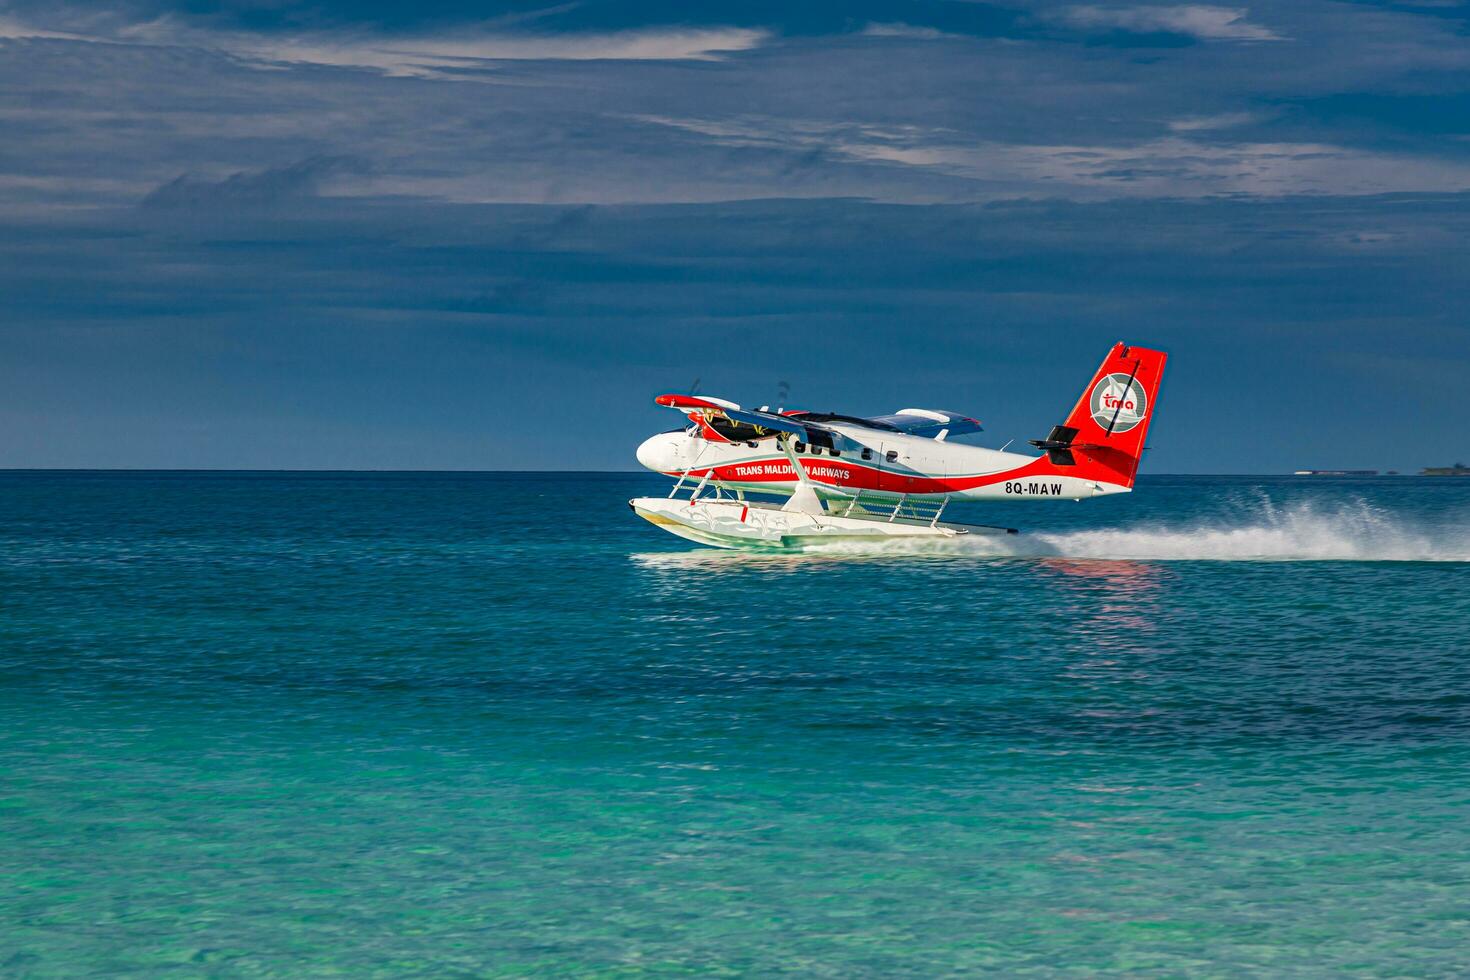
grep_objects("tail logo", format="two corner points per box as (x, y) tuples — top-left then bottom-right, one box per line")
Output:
(1090, 373), (1148, 432)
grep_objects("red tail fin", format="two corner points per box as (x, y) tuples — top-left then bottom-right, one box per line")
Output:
(1033, 342), (1167, 488)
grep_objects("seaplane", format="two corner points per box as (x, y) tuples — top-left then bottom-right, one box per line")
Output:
(631, 342), (1167, 550)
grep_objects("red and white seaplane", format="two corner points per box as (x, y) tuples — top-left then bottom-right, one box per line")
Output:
(631, 342), (1167, 549)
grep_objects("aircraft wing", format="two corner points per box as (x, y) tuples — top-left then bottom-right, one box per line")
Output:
(863, 408), (983, 439)
(653, 394), (843, 448)
(653, 395), (979, 445)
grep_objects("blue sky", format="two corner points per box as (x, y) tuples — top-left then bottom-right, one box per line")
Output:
(1, 1), (1467, 470)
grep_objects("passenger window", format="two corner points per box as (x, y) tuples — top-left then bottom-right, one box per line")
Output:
(831, 449), (841, 458)
(886, 450), (899, 462)
(794, 441), (806, 453)
(861, 448), (872, 461)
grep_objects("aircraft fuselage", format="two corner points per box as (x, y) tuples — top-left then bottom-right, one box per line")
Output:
(636, 423), (1128, 501)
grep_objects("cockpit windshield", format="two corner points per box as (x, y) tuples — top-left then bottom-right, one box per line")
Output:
(704, 416), (781, 442)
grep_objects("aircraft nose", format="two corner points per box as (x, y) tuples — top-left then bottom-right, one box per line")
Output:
(636, 434), (674, 472)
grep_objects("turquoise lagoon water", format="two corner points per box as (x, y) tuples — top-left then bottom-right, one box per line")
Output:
(2, 471), (1469, 976)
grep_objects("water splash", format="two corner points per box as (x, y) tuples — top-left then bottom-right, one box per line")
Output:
(788, 497), (1470, 562)
(1032, 498), (1466, 561)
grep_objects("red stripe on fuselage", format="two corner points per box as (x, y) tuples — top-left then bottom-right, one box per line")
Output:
(667, 455), (1059, 495)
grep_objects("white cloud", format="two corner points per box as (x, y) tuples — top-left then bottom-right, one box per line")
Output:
(221, 28), (772, 75)
(623, 114), (1470, 199)
(836, 135), (1470, 198)
(627, 114), (944, 151)
(1057, 5), (1284, 41)
(0, 15), (90, 40)
(1, 14), (771, 77)
(3, 2), (1469, 211)
(1168, 111), (1260, 131)
(861, 23), (961, 40)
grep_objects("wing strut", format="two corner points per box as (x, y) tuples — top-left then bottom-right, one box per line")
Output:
(777, 434), (826, 517)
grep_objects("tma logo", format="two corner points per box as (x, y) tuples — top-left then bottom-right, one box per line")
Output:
(1090, 373), (1147, 432)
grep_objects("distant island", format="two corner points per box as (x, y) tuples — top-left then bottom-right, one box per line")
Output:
(1292, 466), (1470, 476)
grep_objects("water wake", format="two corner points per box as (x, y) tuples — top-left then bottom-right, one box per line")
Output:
(801, 498), (1470, 562)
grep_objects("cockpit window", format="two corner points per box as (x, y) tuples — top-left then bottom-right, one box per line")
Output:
(704, 415), (780, 443)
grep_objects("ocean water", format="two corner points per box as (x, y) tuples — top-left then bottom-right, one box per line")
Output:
(2, 471), (1469, 977)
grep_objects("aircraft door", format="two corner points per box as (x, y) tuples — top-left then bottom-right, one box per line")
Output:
(874, 441), (898, 493)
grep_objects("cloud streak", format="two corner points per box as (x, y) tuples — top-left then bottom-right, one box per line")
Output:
(1056, 5), (1284, 41)
(632, 115), (1470, 199)
(3, 13), (772, 77)
(0, 14), (91, 40)
(861, 23), (962, 40)
(1168, 111), (1262, 131)
(141, 156), (364, 210)
(1, 0), (1468, 211)
(207, 27), (773, 76)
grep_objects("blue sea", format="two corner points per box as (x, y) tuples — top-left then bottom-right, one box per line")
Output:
(3, 471), (1469, 976)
